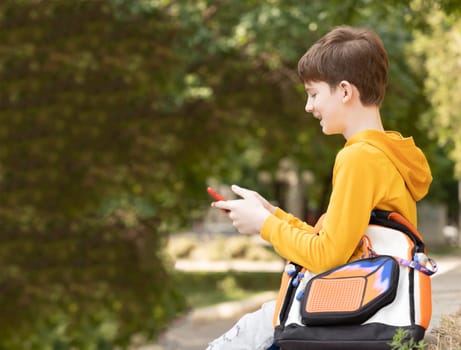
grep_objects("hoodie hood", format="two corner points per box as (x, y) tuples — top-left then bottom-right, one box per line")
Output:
(346, 130), (432, 201)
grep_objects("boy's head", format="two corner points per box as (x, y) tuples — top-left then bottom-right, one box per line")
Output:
(298, 26), (389, 106)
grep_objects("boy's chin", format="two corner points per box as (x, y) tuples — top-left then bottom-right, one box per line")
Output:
(322, 128), (342, 137)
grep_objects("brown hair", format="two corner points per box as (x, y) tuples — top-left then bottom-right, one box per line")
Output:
(298, 26), (389, 106)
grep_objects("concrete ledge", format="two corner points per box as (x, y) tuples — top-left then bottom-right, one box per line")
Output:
(175, 259), (285, 272)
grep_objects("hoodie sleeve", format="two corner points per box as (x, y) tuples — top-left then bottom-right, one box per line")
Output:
(273, 207), (316, 232)
(260, 144), (388, 274)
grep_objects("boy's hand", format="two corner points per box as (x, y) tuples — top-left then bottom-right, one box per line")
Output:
(233, 185), (277, 214)
(212, 185), (273, 234)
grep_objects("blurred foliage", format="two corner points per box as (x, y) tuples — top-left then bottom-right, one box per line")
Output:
(0, 0), (460, 348)
(0, 1), (188, 348)
(411, 6), (461, 177)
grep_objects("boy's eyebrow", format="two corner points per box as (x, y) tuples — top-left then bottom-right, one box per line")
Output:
(303, 82), (314, 91)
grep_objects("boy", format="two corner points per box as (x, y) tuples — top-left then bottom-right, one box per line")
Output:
(208, 25), (432, 350)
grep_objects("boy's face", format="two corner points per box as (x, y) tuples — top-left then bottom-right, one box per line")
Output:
(303, 81), (346, 136)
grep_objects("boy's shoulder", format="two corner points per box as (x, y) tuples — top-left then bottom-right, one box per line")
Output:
(334, 140), (393, 173)
(337, 140), (387, 162)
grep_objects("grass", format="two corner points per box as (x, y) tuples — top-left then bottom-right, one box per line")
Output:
(425, 309), (461, 350)
(173, 270), (281, 308)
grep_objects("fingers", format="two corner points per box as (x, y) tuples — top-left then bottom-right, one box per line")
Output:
(231, 184), (252, 199)
(212, 200), (231, 212)
(210, 195), (270, 234)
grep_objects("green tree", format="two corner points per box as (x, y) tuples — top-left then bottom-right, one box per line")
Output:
(412, 9), (461, 177)
(0, 1), (188, 348)
(165, 0), (455, 212)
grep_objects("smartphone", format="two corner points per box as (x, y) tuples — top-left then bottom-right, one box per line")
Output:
(207, 187), (230, 212)
(207, 187), (227, 201)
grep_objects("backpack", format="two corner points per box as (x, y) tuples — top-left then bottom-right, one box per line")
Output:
(273, 210), (437, 350)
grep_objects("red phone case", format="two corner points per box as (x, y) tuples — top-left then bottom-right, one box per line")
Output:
(207, 187), (229, 212)
(207, 187), (227, 201)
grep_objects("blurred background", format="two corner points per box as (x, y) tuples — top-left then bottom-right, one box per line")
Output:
(1, 0), (461, 349)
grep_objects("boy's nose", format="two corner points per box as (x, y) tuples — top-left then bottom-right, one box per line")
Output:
(305, 100), (313, 113)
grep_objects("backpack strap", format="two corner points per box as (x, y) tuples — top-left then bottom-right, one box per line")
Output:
(370, 210), (425, 252)
(368, 210), (437, 276)
(393, 255), (438, 276)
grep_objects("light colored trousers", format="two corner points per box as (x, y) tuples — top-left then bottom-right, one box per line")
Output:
(206, 300), (276, 350)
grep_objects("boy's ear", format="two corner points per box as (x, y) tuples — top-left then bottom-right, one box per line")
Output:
(339, 80), (353, 103)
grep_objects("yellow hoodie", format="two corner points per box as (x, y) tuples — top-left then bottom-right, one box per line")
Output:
(260, 130), (432, 274)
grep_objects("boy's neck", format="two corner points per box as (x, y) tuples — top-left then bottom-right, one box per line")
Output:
(344, 104), (384, 140)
